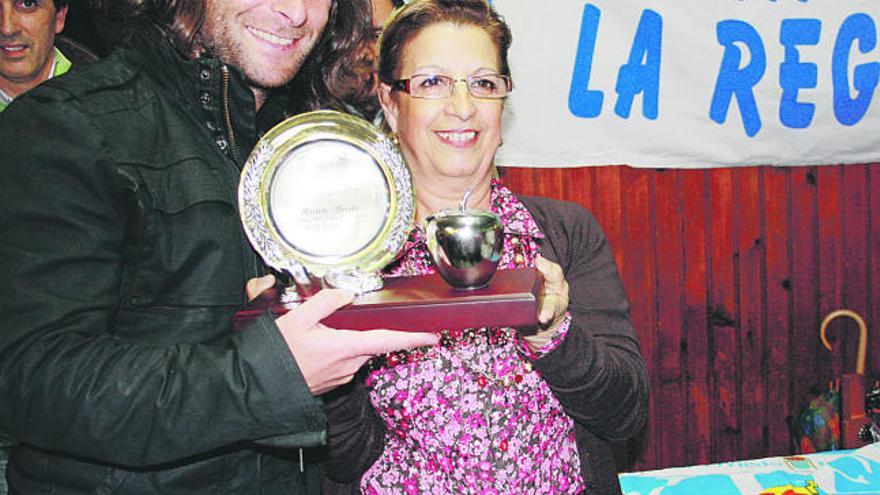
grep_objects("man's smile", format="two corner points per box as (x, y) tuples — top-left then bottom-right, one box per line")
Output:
(246, 25), (297, 48)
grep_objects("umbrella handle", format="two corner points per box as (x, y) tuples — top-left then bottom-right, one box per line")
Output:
(820, 309), (868, 375)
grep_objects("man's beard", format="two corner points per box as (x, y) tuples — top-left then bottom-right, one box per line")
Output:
(200, 15), (316, 90)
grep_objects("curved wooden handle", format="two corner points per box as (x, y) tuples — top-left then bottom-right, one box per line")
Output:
(820, 309), (868, 375)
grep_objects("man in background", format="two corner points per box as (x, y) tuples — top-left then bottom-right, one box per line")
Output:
(0, 1), (95, 492)
(0, 0), (93, 112)
(349, 0), (404, 123)
(370, 0), (402, 42)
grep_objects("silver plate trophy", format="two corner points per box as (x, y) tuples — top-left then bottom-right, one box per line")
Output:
(238, 110), (414, 302)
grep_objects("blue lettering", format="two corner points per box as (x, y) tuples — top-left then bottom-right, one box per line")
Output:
(779, 19), (820, 128)
(832, 13), (879, 126)
(615, 9), (663, 119)
(710, 20), (767, 137)
(568, 4), (603, 118)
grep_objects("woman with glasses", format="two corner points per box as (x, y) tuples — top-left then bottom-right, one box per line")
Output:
(324, 1), (649, 493)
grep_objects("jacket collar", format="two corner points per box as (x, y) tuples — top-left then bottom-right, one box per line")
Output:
(127, 27), (259, 167)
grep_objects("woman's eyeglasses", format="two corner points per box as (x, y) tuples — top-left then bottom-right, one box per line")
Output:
(389, 74), (513, 99)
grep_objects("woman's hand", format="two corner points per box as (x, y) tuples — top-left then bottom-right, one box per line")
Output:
(523, 255), (569, 352)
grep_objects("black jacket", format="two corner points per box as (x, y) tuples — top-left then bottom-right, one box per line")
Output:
(324, 195), (650, 494)
(0, 28), (325, 494)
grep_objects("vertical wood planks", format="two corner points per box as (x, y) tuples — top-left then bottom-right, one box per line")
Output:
(560, 166), (591, 205)
(654, 169), (687, 468)
(818, 166), (845, 380)
(708, 168), (741, 462)
(619, 167), (658, 465)
(790, 167), (820, 432)
(682, 170), (711, 467)
(734, 167), (765, 459)
(841, 164), (870, 375)
(593, 167), (624, 273)
(763, 167), (793, 455)
(870, 166), (880, 375)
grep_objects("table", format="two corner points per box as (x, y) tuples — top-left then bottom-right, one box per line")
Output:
(619, 443), (880, 494)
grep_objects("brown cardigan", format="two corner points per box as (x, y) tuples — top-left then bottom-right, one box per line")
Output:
(321, 195), (650, 494)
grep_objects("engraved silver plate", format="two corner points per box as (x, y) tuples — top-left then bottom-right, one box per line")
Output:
(239, 110), (414, 293)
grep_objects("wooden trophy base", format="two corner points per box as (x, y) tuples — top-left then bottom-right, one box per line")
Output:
(234, 268), (542, 332)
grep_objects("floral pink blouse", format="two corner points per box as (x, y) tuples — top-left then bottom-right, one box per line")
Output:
(360, 181), (585, 494)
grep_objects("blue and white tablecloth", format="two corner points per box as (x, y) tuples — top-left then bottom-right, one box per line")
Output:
(619, 443), (880, 494)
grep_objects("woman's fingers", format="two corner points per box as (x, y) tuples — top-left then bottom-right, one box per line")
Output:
(535, 255), (569, 327)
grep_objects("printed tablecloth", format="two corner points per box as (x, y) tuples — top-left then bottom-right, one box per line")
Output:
(619, 443), (880, 494)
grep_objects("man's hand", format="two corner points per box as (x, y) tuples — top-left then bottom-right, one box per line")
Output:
(522, 255), (570, 352)
(246, 274), (276, 301)
(275, 289), (439, 395)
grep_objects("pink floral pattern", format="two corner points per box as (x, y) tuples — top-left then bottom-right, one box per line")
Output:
(361, 180), (584, 494)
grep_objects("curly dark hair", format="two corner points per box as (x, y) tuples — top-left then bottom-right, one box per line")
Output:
(294, 0), (375, 112)
(92, 0), (373, 111)
(86, 0), (202, 55)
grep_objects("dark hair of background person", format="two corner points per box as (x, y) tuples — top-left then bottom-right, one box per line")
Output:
(59, 2), (113, 58)
(292, 0), (375, 113)
(377, 0), (512, 84)
(83, 0), (374, 112)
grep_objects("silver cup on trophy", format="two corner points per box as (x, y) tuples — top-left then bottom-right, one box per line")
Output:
(424, 187), (504, 290)
(424, 209), (503, 290)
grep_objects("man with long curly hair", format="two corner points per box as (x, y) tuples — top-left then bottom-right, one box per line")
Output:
(0, 1), (437, 493)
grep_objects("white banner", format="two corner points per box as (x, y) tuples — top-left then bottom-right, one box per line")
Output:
(492, 0), (880, 168)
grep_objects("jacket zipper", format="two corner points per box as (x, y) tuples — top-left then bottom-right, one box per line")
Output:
(219, 64), (262, 283)
(221, 65), (266, 283)
(220, 65), (240, 164)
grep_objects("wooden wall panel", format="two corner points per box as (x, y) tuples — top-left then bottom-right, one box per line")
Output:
(734, 168), (765, 458)
(620, 168), (658, 464)
(842, 165), (870, 375)
(818, 166), (845, 380)
(654, 170), (687, 468)
(871, 167), (880, 375)
(763, 167), (793, 455)
(500, 163), (880, 471)
(681, 171), (711, 466)
(789, 167), (821, 442)
(707, 169), (740, 462)
(595, 167), (624, 272)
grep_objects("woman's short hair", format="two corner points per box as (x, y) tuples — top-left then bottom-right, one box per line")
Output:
(378, 0), (512, 83)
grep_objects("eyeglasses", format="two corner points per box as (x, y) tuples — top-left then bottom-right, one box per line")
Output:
(389, 73), (513, 99)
